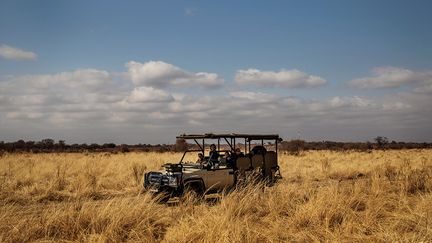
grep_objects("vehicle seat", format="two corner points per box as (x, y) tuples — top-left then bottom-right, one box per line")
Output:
(236, 157), (251, 171)
(251, 154), (264, 169)
(251, 145), (267, 155)
(264, 151), (278, 178)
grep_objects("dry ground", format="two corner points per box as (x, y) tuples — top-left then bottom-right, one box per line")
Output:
(0, 150), (431, 242)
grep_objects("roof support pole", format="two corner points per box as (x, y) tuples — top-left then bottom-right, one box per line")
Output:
(193, 139), (203, 152)
(223, 137), (234, 151)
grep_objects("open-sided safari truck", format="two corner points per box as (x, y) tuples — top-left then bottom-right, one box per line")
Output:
(143, 133), (282, 201)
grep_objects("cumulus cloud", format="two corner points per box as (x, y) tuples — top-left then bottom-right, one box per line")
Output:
(229, 91), (278, 103)
(349, 66), (432, 89)
(0, 44), (37, 60)
(235, 68), (327, 88)
(0, 68), (127, 125)
(413, 83), (432, 94)
(1, 69), (117, 95)
(1, 64), (432, 143)
(126, 87), (174, 103)
(328, 96), (373, 108)
(126, 61), (224, 88)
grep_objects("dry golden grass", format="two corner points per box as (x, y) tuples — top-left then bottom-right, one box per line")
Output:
(1, 150), (431, 242)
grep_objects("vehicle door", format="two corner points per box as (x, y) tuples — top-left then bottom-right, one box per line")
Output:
(204, 168), (234, 191)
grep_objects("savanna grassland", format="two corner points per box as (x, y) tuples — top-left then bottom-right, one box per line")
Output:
(1, 150), (431, 242)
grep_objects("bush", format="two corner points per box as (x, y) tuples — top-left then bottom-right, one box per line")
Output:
(280, 140), (305, 155)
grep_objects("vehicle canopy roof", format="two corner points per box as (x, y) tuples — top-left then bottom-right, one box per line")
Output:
(177, 133), (282, 141)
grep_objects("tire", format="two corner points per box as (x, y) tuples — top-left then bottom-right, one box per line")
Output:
(181, 182), (204, 203)
(157, 192), (171, 203)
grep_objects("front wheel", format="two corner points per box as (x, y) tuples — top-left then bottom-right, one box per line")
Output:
(181, 182), (204, 203)
(146, 189), (173, 203)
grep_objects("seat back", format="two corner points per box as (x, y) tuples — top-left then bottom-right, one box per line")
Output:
(251, 154), (264, 169)
(236, 157), (251, 171)
(264, 151), (277, 178)
(264, 151), (277, 169)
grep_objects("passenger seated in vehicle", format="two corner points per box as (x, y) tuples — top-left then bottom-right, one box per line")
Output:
(223, 151), (230, 160)
(227, 148), (243, 169)
(225, 151), (236, 169)
(234, 148), (244, 158)
(220, 151), (229, 166)
(208, 144), (220, 168)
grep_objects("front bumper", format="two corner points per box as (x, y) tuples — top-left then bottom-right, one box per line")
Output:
(144, 172), (181, 195)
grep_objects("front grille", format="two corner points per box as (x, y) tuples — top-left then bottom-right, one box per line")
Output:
(146, 172), (162, 187)
(149, 173), (162, 182)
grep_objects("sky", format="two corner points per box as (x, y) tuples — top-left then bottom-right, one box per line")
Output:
(1, 0), (431, 144)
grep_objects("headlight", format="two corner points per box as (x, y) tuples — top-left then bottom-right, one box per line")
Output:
(161, 175), (178, 187)
(167, 175), (178, 187)
(147, 172), (162, 184)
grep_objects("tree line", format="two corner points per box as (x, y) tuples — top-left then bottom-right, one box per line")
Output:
(0, 136), (430, 154)
(0, 139), (175, 153)
(279, 136), (432, 155)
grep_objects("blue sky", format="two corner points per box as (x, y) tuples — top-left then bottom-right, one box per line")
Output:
(1, 1), (431, 143)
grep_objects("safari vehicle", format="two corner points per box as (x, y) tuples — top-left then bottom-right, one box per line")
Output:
(143, 133), (282, 200)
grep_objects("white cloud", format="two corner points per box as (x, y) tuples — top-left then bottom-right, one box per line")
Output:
(0, 68), (126, 124)
(168, 99), (212, 113)
(329, 96), (373, 108)
(126, 87), (174, 103)
(235, 68), (327, 88)
(126, 61), (224, 88)
(382, 101), (411, 111)
(1, 64), (432, 143)
(0, 44), (37, 60)
(229, 91), (278, 103)
(349, 66), (432, 89)
(1, 69), (117, 95)
(413, 83), (432, 94)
